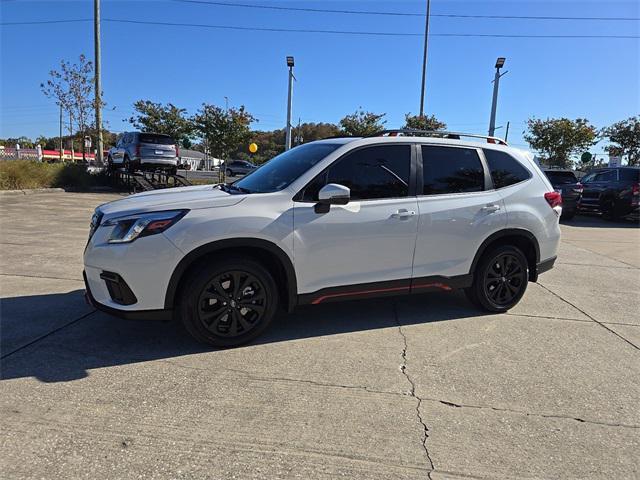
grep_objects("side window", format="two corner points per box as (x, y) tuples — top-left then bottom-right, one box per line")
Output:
(483, 149), (531, 189)
(581, 172), (597, 183)
(422, 146), (484, 195)
(596, 170), (617, 182)
(302, 145), (411, 201)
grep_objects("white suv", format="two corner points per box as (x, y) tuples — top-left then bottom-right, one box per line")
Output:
(84, 131), (561, 347)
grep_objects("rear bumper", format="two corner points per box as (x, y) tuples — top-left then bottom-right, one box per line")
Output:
(83, 271), (172, 321)
(535, 256), (556, 278)
(137, 157), (178, 167)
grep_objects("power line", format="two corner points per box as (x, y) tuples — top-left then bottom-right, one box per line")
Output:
(170, 0), (640, 22)
(1, 18), (638, 39)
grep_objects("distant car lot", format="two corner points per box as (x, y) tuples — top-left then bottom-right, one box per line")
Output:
(1, 191), (639, 479)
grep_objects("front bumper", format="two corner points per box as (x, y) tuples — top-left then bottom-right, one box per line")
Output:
(84, 271), (172, 321)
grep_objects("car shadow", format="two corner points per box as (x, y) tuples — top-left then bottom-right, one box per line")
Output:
(0, 289), (485, 383)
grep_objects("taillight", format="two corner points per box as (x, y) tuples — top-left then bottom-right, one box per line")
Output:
(572, 182), (583, 194)
(175, 145), (180, 158)
(633, 183), (639, 196)
(544, 191), (563, 216)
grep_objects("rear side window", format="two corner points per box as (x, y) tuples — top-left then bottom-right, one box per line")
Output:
(484, 149), (532, 188)
(302, 145), (411, 201)
(422, 146), (484, 195)
(544, 170), (578, 185)
(619, 169), (640, 181)
(139, 134), (175, 145)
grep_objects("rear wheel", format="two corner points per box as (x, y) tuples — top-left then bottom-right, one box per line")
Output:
(124, 156), (134, 174)
(465, 245), (528, 312)
(226, 168), (233, 177)
(179, 256), (279, 347)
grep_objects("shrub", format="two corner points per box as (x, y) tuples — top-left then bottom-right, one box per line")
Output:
(0, 160), (110, 190)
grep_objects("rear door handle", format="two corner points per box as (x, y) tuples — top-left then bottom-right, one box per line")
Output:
(391, 209), (416, 219)
(481, 204), (501, 213)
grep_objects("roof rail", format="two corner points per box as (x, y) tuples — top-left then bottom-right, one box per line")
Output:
(370, 129), (508, 146)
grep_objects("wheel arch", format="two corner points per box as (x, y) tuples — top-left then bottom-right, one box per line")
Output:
(470, 229), (540, 282)
(165, 238), (297, 312)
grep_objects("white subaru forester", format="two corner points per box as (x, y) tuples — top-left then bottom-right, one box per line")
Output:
(84, 131), (561, 347)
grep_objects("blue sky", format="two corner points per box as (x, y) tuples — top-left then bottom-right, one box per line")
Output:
(1, 0), (638, 156)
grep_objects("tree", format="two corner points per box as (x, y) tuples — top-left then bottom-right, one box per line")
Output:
(524, 117), (597, 168)
(41, 54), (95, 160)
(339, 109), (386, 136)
(192, 104), (255, 160)
(601, 116), (640, 166)
(128, 100), (194, 148)
(403, 114), (446, 131)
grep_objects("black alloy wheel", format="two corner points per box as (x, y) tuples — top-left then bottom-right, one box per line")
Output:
(197, 270), (266, 338)
(465, 245), (528, 312)
(483, 252), (527, 307)
(180, 256), (279, 347)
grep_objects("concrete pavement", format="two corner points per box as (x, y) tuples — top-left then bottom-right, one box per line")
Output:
(1, 191), (638, 479)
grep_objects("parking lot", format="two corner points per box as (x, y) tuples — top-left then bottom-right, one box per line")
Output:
(1, 191), (638, 479)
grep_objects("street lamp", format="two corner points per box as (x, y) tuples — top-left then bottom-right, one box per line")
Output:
(285, 56), (295, 150)
(488, 57), (507, 137)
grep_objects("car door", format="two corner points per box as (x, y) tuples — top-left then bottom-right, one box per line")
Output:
(581, 170), (617, 209)
(412, 144), (507, 287)
(293, 143), (419, 300)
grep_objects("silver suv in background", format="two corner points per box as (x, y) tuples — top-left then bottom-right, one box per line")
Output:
(107, 132), (179, 174)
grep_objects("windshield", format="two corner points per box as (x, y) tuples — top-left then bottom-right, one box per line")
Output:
(233, 142), (342, 193)
(545, 171), (578, 184)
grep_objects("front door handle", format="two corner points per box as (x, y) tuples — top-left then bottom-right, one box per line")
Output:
(391, 209), (416, 219)
(481, 204), (501, 213)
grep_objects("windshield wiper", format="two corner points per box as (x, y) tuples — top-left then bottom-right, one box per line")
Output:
(219, 184), (252, 194)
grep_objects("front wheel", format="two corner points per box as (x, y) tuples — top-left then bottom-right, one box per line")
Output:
(179, 256), (279, 347)
(226, 169), (233, 177)
(465, 245), (528, 312)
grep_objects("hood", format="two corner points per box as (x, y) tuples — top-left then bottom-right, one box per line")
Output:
(98, 184), (245, 217)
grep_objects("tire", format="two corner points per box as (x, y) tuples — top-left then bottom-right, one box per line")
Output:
(465, 245), (529, 313)
(106, 156), (114, 172)
(601, 198), (621, 221)
(226, 169), (233, 177)
(179, 256), (279, 347)
(169, 166), (178, 176)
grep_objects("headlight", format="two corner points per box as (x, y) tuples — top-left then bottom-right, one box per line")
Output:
(103, 210), (188, 244)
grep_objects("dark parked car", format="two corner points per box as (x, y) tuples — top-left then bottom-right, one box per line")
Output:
(579, 167), (639, 220)
(543, 169), (582, 220)
(224, 160), (257, 177)
(107, 132), (179, 174)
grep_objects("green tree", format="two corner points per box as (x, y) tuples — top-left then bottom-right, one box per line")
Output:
(192, 104), (255, 160)
(41, 54), (95, 160)
(339, 109), (386, 136)
(128, 100), (193, 147)
(524, 117), (597, 168)
(403, 114), (446, 131)
(601, 116), (640, 166)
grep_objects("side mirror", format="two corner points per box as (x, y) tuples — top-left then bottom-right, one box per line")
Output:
(315, 183), (350, 213)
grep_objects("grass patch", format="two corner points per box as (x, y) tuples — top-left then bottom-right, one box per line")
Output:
(0, 160), (110, 190)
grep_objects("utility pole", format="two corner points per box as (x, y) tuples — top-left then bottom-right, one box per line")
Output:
(69, 111), (74, 162)
(488, 57), (507, 137)
(285, 56), (295, 150)
(224, 96), (229, 111)
(94, 0), (104, 166)
(504, 121), (510, 141)
(59, 104), (63, 162)
(418, 0), (431, 117)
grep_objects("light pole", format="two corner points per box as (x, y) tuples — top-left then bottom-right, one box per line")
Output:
(419, 0), (431, 117)
(94, 0), (104, 165)
(285, 56), (295, 151)
(488, 57), (507, 137)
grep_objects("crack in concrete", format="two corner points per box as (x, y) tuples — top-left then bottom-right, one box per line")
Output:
(392, 302), (435, 479)
(427, 398), (640, 430)
(537, 282), (639, 351)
